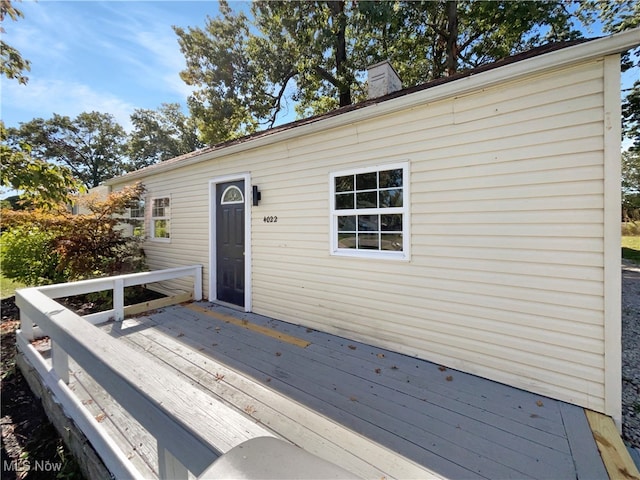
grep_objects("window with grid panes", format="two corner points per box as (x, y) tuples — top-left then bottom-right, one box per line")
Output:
(330, 163), (409, 259)
(129, 199), (145, 237)
(151, 197), (170, 240)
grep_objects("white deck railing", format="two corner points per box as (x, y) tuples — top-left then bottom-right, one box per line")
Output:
(15, 265), (272, 479)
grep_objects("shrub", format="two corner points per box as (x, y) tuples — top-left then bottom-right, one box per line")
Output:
(0, 225), (67, 285)
(0, 183), (146, 285)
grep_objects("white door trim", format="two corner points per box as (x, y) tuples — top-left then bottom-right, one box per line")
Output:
(208, 173), (252, 312)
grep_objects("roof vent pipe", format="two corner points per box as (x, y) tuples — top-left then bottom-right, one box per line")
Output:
(366, 60), (402, 99)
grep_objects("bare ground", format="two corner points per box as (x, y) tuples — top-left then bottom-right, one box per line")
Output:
(1, 298), (83, 479)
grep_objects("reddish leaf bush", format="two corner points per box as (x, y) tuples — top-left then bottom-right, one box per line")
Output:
(1, 183), (146, 285)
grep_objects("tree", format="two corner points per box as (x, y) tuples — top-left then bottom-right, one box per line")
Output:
(1, 121), (81, 207)
(6, 112), (129, 189)
(622, 148), (640, 198)
(127, 103), (204, 171)
(622, 149), (640, 221)
(175, 1), (264, 143)
(1, 0), (31, 84)
(1, 183), (146, 285)
(578, 0), (639, 150)
(174, 0), (370, 142)
(624, 81), (640, 152)
(0, 2), (81, 207)
(175, 0), (583, 144)
(251, 1), (358, 119)
(1, 0), (74, 206)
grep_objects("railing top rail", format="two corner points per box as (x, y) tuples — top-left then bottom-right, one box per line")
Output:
(15, 282), (270, 476)
(15, 265), (268, 476)
(30, 265), (202, 299)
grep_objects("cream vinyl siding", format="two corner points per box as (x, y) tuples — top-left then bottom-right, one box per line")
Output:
(112, 58), (612, 414)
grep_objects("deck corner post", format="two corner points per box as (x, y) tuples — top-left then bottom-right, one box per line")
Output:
(194, 266), (203, 301)
(51, 340), (70, 384)
(157, 441), (189, 480)
(113, 278), (125, 321)
(19, 310), (35, 341)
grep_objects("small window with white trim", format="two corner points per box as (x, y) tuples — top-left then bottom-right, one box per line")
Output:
(330, 162), (409, 259)
(129, 199), (145, 219)
(151, 197), (171, 241)
(129, 199), (145, 237)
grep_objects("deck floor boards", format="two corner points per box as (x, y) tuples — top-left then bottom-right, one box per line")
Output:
(106, 317), (430, 479)
(83, 301), (606, 479)
(145, 311), (573, 477)
(24, 300), (607, 478)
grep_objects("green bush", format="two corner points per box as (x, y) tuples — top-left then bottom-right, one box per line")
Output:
(622, 236), (640, 264)
(0, 225), (67, 286)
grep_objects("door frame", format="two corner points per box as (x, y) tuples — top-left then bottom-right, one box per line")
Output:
(208, 173), (252, 311)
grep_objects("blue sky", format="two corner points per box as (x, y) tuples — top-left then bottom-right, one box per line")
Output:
(1, 1), (637, 135)
(2, 0), (233, 131)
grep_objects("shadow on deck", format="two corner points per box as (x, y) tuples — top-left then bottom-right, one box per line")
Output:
(92, 301), (605, 479)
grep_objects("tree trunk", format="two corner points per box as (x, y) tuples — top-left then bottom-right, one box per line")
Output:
(328, 1), (352, 107)
(445, 0), (458, 76)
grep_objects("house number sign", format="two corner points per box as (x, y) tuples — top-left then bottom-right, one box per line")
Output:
(263, 216), (278, 223)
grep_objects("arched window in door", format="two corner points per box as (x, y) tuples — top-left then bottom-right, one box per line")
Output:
(220, 185), (244, 204)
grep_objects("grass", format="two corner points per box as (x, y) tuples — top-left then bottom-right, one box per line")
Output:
(1, 273), (25, 300)
(622, 223), (640, 264)
(622, 236), (640, 264)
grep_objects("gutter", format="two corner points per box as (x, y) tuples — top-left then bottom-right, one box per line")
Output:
(107, 28), (640, 185)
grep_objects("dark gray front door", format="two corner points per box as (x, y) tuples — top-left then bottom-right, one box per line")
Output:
(216, 180), (245, 307)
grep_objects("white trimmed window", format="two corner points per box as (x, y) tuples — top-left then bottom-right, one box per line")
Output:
(330, 162), (409, 259)
(151, 197), (171, 241)
(129, 199), (145, 219)
(129, 199), (145, 237)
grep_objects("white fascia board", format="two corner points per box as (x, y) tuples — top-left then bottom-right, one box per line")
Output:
(108, 28), (640, 185)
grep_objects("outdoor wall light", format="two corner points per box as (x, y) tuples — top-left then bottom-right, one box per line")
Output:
(252, 185), (261, 206)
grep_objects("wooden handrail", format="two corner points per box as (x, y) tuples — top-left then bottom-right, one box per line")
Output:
(15, 266), (272, 479)
(33, 265), (203, 322)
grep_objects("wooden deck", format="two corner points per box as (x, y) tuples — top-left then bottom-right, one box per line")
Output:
(52, 301), (607, 479)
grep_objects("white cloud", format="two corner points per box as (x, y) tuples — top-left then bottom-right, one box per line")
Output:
(7, 1), (88, 69)
(88, 1), (196, 101)
(1, 1), (215, 130)
(2, 78), (136, 131)
(103, 5), (196, 101)
(132, 30), (195, 99)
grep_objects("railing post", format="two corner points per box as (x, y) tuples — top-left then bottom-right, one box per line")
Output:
(194, 266), (203, 301)
(113, 278), (124, 321)
(157, 441), (189, 480)
(51, 340), (70, 384)
(19, 309), (35, 341)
